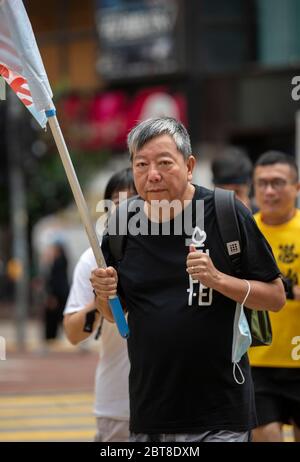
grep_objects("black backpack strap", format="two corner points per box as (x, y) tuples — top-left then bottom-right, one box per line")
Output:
(107, 195), (140, 262)
(214, 187), (242, 275)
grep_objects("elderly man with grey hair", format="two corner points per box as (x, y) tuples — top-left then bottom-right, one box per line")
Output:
(91, 117), (285, 442)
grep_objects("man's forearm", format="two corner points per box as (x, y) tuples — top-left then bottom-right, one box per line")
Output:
(213, 273), (285, 312)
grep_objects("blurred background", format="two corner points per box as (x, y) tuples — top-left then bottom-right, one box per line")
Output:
(0, 0), (299, 441)
(0, 0), (300, 345)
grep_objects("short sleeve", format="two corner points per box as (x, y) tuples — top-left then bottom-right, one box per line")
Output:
(64, 248), (97, 314)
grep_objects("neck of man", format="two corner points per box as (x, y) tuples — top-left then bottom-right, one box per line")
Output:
(261, 207), (297, 226)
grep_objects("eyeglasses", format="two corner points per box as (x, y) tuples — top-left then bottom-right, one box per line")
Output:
(254, 178), (294, 191)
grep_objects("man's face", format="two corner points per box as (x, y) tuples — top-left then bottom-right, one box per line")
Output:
(132, 134), (195, 203)
(254, 163), (299, 223)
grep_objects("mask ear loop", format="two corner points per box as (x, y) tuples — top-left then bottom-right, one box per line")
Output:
(241, 280), (251, 308)
(233, 280), (251, 385)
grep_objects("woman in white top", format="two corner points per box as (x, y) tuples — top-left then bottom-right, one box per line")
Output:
(63, 168), (136, 442)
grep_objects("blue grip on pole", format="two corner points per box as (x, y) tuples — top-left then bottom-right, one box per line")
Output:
(45, 109), (56, 117)
(109, 296), (130, 338)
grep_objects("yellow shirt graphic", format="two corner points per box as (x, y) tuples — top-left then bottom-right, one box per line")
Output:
(249, 209), (300, 368)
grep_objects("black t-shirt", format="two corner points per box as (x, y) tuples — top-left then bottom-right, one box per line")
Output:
(102, 185), (280, 434)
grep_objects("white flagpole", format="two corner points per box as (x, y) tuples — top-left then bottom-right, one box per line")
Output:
(46, 111), (129, 339)
(47, 114), (106, 269)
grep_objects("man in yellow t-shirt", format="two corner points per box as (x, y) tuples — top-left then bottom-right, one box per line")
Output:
(249, 151), (300, 442)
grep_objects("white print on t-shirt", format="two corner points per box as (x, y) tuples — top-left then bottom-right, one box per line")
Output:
(291, 336), (300, 360)
(187, 248), (213, 307)
(187, 226), (212, 307)
(192, 227), (207, 247)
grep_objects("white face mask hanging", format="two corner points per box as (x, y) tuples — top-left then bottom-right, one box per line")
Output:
(232, 280), (252, 385)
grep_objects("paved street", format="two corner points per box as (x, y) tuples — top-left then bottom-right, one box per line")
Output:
(0, 319), (99, 441)
(0, 392), (95, 442)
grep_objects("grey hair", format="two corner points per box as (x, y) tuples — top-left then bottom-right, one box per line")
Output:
(127, 117), (192, 160)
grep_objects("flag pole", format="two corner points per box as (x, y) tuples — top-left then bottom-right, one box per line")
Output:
(47, 113), (105, 268)
(46, 110), (129, 338)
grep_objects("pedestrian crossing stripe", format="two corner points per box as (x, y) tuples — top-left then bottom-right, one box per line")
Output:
(0, 393), (93, 406)
(0, 429), (95, 442)
(0, 416), (95, 429)
(0, 392), (95, 442)
(0, 406), (92, 418)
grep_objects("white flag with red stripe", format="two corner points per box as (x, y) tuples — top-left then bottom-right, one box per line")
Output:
(0, 0), (54, 128)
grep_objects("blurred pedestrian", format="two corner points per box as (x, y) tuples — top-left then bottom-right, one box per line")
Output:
(43, 242), (69, 342)
(211, 147), (254, 210)
(63, 167), (136, 442)
(249, 151), (300, 442)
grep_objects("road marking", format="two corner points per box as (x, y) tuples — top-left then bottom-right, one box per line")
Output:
(0, 416), (95, 429)
(0, 393), (93, 405)
(0, 405), (92, 418)
(0, 429), (95, 442)
(0, 392), (96, 442)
